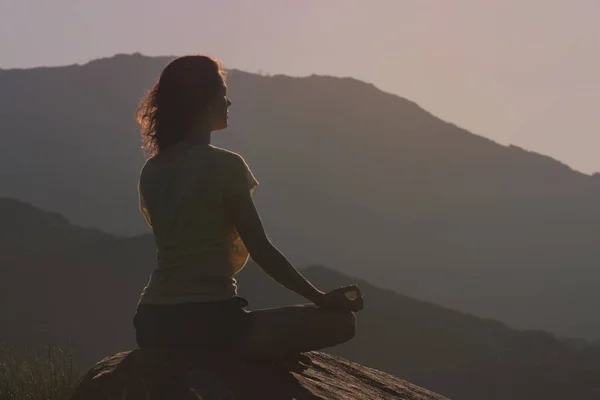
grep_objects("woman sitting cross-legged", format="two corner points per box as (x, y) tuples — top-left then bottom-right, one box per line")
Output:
(132, 55), (364, 370)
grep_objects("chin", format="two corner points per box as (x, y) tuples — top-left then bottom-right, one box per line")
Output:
(212, 121), (228, 131)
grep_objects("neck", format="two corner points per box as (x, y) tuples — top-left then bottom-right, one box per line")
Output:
(187, 119), (212, 146)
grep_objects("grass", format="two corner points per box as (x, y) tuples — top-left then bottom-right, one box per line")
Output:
(0, 342), (78, 400)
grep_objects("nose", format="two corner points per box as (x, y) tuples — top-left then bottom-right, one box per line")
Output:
(227, 98), (232, 107)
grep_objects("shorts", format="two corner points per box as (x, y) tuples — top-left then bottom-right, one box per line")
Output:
(133, 296), (254, 358)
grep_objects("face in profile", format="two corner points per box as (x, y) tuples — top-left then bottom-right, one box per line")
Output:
(209, 85), (232, 131)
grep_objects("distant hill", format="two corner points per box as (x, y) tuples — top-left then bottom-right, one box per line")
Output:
(1, 200), (600, 400)
(0, 198), (112, 253)
(1, 54), (600, 339)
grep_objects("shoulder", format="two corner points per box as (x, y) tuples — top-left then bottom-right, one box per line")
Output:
(208, 146), (249, 167)
(210, 147), (257, 190)
(209, 145), (243, 160)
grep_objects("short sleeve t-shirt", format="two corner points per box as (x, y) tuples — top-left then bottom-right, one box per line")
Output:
(137, 143), (258, 305)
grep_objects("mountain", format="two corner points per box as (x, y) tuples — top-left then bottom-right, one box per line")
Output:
(0, 197), (112, 253)
(2, 200), (600, 400)
(2, 54), (600, 340)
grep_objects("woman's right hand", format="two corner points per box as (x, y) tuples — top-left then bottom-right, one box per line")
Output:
(314, 285), (364, 312)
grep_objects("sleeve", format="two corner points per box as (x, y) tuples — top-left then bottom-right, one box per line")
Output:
(223, 154), (259, 199)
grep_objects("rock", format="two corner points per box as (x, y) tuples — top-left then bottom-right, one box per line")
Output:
(69, 350), (448, 400)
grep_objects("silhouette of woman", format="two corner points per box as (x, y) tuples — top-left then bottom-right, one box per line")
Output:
(132, 55), (363, 367)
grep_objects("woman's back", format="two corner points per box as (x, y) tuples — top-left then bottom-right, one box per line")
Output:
(138, 142), (258, 305)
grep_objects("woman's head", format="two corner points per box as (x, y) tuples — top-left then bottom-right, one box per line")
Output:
(136, 55), (230, 156)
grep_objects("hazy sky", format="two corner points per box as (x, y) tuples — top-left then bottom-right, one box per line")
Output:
(2, 0), (599, 173)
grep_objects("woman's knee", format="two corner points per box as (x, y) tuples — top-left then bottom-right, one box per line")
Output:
(331, 310), (356, 344)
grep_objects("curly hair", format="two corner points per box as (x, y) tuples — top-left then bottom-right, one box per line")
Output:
(136, 55), (227, 157)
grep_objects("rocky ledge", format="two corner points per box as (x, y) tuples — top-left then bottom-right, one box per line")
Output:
(69, 350), (448, 400)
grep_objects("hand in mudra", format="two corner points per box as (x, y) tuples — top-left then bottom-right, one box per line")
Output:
(314, 285), (364, 312)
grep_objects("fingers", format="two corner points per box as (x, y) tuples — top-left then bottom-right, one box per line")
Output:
(349, 285), (360, 297)
(332, 285), (365, 312)
(331, 285), (361, 298)
(318, 285), (365, 312)
(347, 285), (364, 311)
(353, 295), (364, 311)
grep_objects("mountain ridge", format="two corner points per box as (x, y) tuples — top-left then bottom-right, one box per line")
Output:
(0, 52), (588, 178)
(2, 199), (600, 400)
(2, 53), (600, 340)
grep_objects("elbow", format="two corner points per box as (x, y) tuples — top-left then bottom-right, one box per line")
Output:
(247, 239), (275, 263)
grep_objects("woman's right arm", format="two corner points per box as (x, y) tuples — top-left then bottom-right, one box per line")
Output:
(224, 190), (325, 304)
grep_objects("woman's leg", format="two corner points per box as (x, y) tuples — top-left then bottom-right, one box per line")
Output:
(235, 304), (356, 360)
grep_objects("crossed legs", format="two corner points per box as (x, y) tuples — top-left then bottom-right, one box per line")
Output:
(234, 304), (356, 360)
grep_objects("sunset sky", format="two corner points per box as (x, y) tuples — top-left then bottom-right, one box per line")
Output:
(2, 0), (599, 173)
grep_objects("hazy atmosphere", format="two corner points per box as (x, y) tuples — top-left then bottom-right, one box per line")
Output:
(2, 0), (599, 173)
(3, 1), (600, 399)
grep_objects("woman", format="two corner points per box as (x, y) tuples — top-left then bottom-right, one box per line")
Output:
(133, 55), (364, 367)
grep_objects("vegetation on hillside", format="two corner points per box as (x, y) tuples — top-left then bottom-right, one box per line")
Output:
(0, 343), (77, 400)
